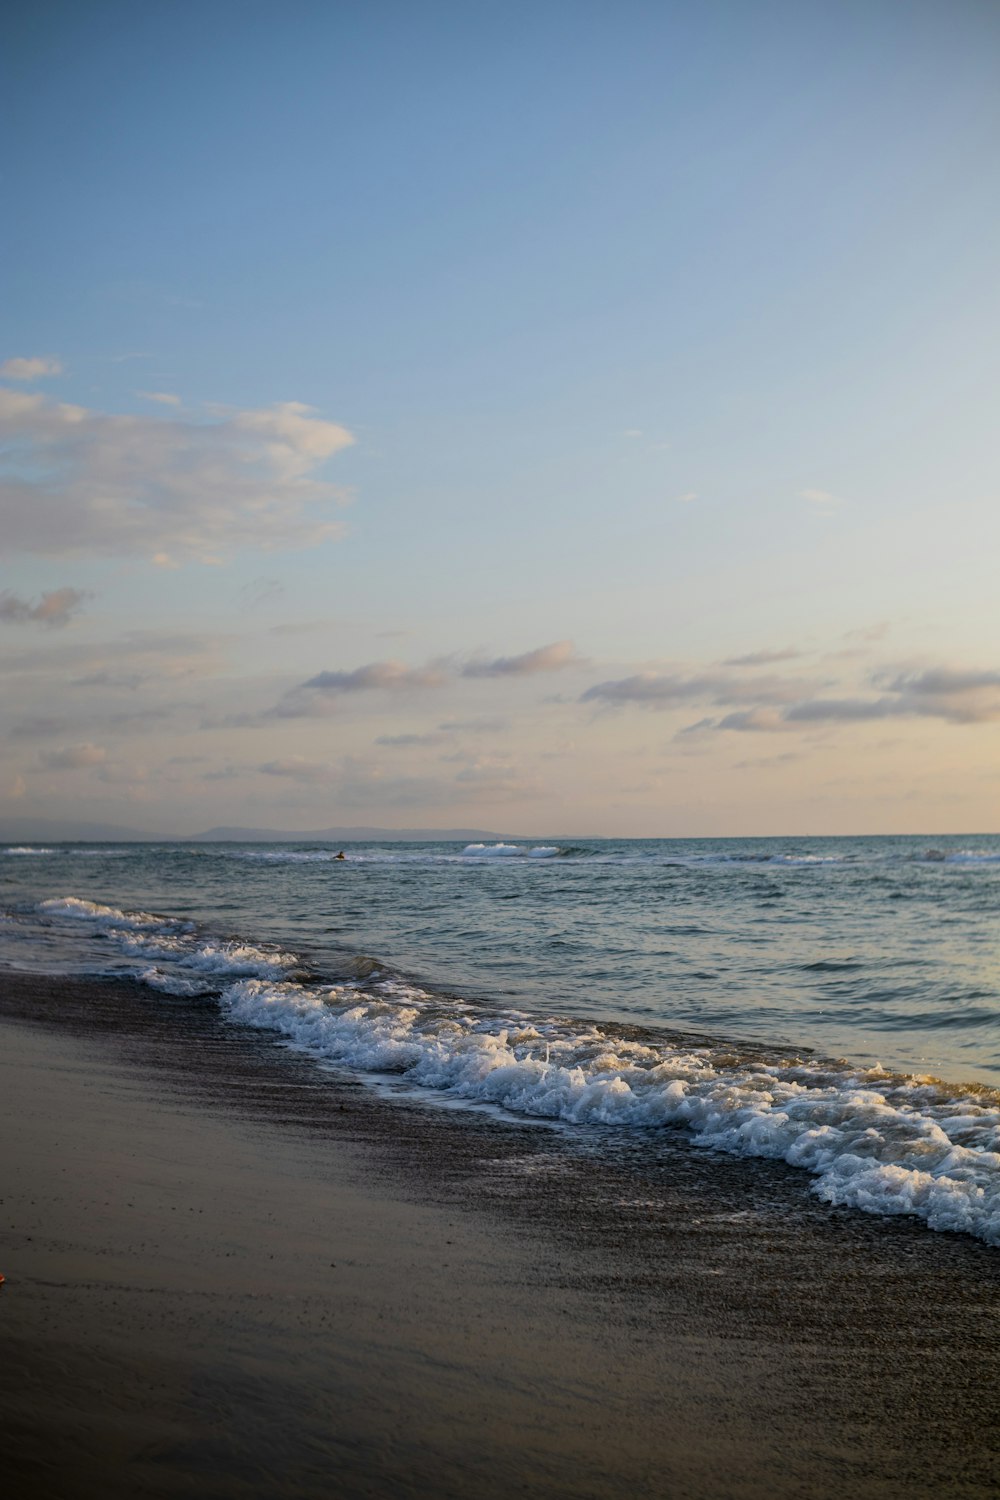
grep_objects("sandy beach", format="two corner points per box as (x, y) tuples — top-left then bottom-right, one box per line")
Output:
(2, 969), (1000, 1499)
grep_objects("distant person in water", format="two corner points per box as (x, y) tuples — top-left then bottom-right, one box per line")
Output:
(335, 850), (346, 860)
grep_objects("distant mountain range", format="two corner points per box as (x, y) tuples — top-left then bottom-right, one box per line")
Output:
(0, 816), (527, 844)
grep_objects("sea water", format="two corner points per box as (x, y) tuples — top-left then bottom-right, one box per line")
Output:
(3, 834), (1000, 1244)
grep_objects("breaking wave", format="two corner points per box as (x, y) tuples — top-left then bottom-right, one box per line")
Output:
(30, 893), (1000, 1248)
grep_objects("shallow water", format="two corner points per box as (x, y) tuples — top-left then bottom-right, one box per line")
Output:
(4, 834), (1000, 1245)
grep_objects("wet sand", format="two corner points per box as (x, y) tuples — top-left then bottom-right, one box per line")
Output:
(2, 970), (1000, 1499)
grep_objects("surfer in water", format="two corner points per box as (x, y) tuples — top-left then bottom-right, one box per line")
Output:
(335, 850), (346, 861)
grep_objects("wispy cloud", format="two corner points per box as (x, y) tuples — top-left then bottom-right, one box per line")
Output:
(0, 586), (90, 628)
(439, 717), (509, 734)
(272, 659), (446, 718)
(700, 662), (1000, 732)
(461, 640), (582, 678)
(581, 670), (811, 709)
(305, 662), (446, 692)
(375, 732), (451, 748)
(715, 708), (793, 733)
(0, 389), (354, 563)
(136, 390), (181, 406)
(1, 355), (63, 382)
(271, 642), (579, 719)
(258, 757), (338, 784)
(723, 647), (801, 667)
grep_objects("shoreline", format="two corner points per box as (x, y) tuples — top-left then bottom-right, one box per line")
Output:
(2, 970), (1000, 1497)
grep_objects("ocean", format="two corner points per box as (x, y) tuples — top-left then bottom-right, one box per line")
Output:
(3, 833), (1000, 1246)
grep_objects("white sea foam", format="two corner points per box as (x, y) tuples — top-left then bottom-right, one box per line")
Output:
(119, 929), (300, 989)
(38, 896), (182, 932)
(37, 896), (297, 987)
(217, 973), (1000, 1246)
(5, 846), (55, 855)
(31, 891), (1000, 1246)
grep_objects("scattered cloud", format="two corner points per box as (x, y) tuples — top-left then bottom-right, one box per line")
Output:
(581, 670), (811, 710)
(461, 640), (582, 678)
(305, 661), (446, 693)
(715, 708), (793, 733)
(258, 757), (338, 784)
(271, 642), (577, 719)
(783, 698), (896, 725)
(1, 355), (63, 382)
(723, 647), (801, 667)
(0, 586), (90, 627)
(272, 658), (446, 718)
(376, 732), (451, 748)
(676, 491), (698, 504)
(0, 389), (355, 562)
(583, 652), (1000, 741)
(884, 667), (1000, 700)
(692, 662), (1000, 733)
(136, 390), (181, 406)
(439, 717), (509, 734)
(675, 716), (717, 737)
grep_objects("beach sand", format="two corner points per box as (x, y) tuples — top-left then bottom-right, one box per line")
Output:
(2, 970), (999, 1499)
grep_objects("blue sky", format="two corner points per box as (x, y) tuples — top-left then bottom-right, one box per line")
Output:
(3, 1), (999, 835)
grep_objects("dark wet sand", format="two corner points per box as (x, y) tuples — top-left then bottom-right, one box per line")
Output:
(2, 970), (999, 1499)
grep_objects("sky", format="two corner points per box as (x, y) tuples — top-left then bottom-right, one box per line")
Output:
(3, 0), (999, 837)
